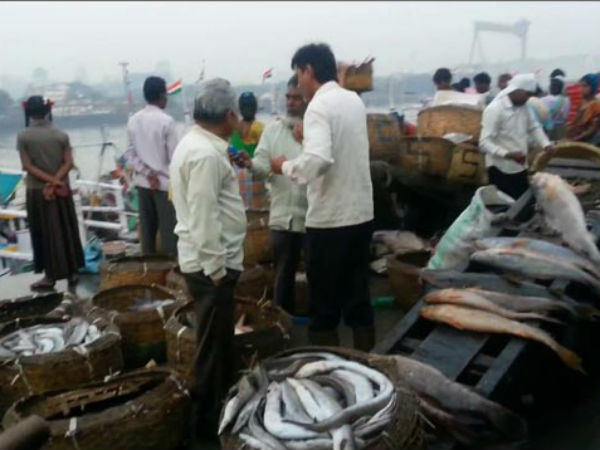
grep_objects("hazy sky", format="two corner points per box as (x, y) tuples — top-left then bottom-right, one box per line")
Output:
(1, 1), (599, 85)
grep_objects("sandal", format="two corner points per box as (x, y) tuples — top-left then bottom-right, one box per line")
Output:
(31, 277), (56, 291)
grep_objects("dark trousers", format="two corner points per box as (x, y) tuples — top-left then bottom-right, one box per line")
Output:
(137, 187), (178, 256)
(182, 269), (240, 432)
(305, 220), (374, 331)
(487, 167), (535, 222)
(269, 230), (306, 315)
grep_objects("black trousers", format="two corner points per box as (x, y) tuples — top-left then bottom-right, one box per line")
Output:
(487, 167), (535, 222)
(137, 187), (178, 256)
(269, 230), (306, 315)
(305, 220), (374, 331)
(182, 269), (240, 432)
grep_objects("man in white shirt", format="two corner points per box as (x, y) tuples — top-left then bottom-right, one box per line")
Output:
(271, 43), (375, 351)
(125, 76), (180, 256)
(169, 78), (246, 437)
(237, 75), (308, 315)
(479, 73), (556, 211)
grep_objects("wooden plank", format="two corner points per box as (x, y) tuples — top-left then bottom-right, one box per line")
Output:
(476, 338), (526, 397)
(544, 167), (600, 180)
(411, 325), (488, 379)
(547, 157), (600, 169)
(373, 298), (424, 355)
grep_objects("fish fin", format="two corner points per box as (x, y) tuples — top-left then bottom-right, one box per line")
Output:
(558, 347), (587, 374)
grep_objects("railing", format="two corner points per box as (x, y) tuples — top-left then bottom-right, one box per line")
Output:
(0, 177), (137, 265)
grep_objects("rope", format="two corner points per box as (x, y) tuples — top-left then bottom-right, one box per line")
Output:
(175, 326), (186, 364)
(11, 358), (33, 395)
(168, 374), (190, 397)
(156, 305), (166, 325)
(72, 345), (95, 379)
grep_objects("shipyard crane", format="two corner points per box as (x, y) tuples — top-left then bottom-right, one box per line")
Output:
(468, 19), (530, 65)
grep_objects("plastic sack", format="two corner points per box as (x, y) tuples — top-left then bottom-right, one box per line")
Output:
(427, 185), (514, 270)
(80, 238), (103, 274)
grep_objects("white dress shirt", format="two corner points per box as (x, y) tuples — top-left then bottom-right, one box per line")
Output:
(251, 118), (308, 233)
(126, 104), (180, 191)
(169, 125), (247, 279)
(281, 81), (374, 229)
(479, 94), (551, 174)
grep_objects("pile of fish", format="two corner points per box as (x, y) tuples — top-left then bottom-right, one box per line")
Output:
(389, 354), (527, 447)
(0, 317), (102, 358)
(218, 352), (397, 450)
(127, 298), (175, 312)
(420, 287), (586, 373)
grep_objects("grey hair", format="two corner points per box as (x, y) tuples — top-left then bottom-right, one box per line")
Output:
(193, 78), (238, 124)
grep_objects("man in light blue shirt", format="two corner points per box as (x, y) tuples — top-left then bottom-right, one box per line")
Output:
(237, 75), (308, 314)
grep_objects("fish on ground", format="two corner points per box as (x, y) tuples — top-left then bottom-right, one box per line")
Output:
(420, 304), (585, 373)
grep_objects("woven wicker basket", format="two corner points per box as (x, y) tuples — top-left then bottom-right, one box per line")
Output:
(531, 140), (600, 172)
(164, 298), (293, 384)
(219, 346), (425, 450)
(368, 114), (403, 162)
(0, 310), (123, 418)
(446, 142), (488, 185)
(244, 211), (272, 265)
(165, 266), (270, 301)
(340, 59), (375, 93)
(2, 368), (190, 450)
(99, 255), (177, 290)
(396, 137), (456, 177)
(417, 105), (483, 141)
(0, 292), (76, 324)
(387, 251), (431, 309)
(91, 284), (185, 369)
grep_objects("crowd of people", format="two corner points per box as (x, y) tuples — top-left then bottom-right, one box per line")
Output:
(14, 41), (600, 439)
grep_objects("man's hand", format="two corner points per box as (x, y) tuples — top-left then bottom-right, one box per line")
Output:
(505, 152), (527, 165)
(235, 151), (252, 169)
(292, 122), (303, 144)
(147, 172), (160, 190)
(50, 177), (64, 187)
(271, 156), (287, 175)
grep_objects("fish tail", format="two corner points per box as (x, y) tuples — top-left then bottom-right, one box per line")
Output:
(557, 346), (587, 374)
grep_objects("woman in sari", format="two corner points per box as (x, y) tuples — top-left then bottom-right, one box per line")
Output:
(17, 96), (84, 290)
(567, 74), (600, 145)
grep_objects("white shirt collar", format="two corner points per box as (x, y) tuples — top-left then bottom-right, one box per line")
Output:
(313, 80), (340, 100)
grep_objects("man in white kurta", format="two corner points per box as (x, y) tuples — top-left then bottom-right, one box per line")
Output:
(169, 78), (246, 438)
(271, 43), (375, 350)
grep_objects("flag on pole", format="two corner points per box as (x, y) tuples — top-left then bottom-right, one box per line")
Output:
(167, 79), (183, 95)
(262, 68), (273, 82)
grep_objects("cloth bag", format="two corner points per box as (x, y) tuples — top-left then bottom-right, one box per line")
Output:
(427, 185), (514, 270)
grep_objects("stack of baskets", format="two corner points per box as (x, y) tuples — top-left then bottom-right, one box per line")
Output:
(99, 255), (177, 290)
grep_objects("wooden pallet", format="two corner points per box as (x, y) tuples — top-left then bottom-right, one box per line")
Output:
(374, 189), (600, 450)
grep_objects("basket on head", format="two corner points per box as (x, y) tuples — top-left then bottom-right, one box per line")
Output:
(244, 211), (272, 266)
(2, 368), (190, 450)
(164, 297), (292, 384)
(0, 309), (123, 418)
(99, 254), (177, 290)
(0, 292), (76, 324)
(219, 345), (425, 450)
(417, 105), (482, 142)
(91, 284), (185, 369)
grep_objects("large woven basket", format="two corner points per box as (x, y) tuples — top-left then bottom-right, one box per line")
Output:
(91, 284), (185, 369)
(0, 292), (76, 324)
(396, 137), (456, 177)
(417, 105), (483, 141)
(339, 59), (375, 93)
(387, 251), (431, 309)
(99, 254), (177, 290)
(446, 142), (488, 186)
(244, 211), (272, 266)
(2, 368), (190, 450)
(165, 298), (293, 384)
(165, 266), (270, 301)
(367, 114), (403, 162)
(0, 310), (123, 418)
(219, 346), (425, 450)
(531, 140), (600, 172)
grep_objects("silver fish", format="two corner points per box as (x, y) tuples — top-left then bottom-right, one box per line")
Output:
(281, 379), (313, 423)
(218, 372), (256, 435)
(330, 370), (373, 404)
(311, 374), (356, 407)
(263, 382), (321, 440)
(232, 366), (269, 434)
(471, 247), (600, 294)
(474, 237), (600, 279)
(289, 360), (394, 432)
(248, 398), (287, 450)
(531, 172), (600, 263)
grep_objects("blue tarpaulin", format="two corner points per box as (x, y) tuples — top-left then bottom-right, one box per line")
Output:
(0, 171), (22, 205)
